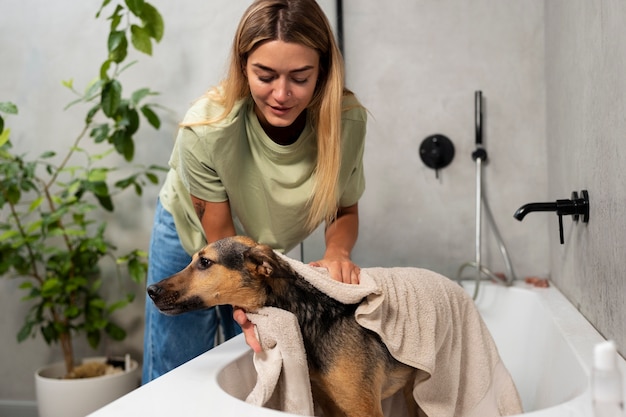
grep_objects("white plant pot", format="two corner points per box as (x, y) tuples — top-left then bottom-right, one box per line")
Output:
(35, 356), (140, 417)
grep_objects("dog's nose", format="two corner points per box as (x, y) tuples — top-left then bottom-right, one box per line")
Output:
(147, 284), (163, 300)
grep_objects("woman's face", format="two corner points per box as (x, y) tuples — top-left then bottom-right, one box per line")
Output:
(245, 40), (320, 129)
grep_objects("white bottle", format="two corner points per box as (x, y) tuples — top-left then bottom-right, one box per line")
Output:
(592, 340), (624, 417)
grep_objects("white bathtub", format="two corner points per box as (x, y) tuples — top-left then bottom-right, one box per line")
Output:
(89, 281), (626, 416)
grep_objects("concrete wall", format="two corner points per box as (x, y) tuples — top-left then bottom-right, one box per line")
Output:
(338, 1), (547, 280)
(545, 0), (626, 355)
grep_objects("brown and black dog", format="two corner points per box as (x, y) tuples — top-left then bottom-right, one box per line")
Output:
(147, 236), (419, 417)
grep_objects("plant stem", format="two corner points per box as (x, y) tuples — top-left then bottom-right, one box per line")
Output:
(41, 124), (91, 375)
(60, 331), (74, 374)
(45, 123), (90, 189)
(7, 200), (43, 284)
(5, 163), (76, 375)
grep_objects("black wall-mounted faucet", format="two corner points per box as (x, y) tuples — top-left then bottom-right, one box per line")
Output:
(514, 190), (589, 244)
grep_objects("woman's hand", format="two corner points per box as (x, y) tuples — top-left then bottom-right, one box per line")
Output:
(309, 257), (360, 284)
(233, 307), (262, 353)
(310, 203), (361, 284)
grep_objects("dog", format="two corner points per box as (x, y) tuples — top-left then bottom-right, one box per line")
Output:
(147, 236), (419, 417)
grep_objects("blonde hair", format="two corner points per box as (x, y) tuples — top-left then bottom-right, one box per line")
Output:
(195, 0), (354, 232)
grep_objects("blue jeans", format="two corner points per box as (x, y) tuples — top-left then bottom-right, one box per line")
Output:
(142, 199), (241, 384)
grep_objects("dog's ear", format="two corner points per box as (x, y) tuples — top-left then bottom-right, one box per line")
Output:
(244, 244), (278, 278)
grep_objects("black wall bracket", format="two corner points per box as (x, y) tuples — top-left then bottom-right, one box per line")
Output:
(419, 134), (455, 179)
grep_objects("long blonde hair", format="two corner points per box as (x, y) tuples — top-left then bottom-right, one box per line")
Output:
(199, 0), (352, 232)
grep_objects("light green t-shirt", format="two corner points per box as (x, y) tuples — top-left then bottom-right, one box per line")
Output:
(159, 95), (366, 255)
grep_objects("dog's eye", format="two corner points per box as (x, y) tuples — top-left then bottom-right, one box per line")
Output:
(198, 257), (213, 270)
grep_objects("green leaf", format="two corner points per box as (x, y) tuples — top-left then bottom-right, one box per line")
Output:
(122, 138), (134, 161)
(18, 282), (33, 290)
(101, 80), (122, 117)
(114, 175), (136, 190)
(26, 220), (42, 234)
(106, 322), (126, 341)
(87, 180), (110, 197)
(125, 0), (145, 17)
(0, 102), (18, 114)
(145, 172), (159, 184)
(96, 0), (112, 18)
(0, 229), (20, 241)
(65, 305), (80, 319)
(41, 279), (62, 296)
(90, 123), (110, 143)
(41, 324), (59, 345)
(28, 196), (44, 212)
(89, 147), (114, 162)
(17, 322), (33, 343)
(65, 178), (82, 197)
(90, 298), (107, 309)
(88, 168), (109, 183)
(108, 31), (128, 63)
(141, 3), (164, 42)
(0, 128), (9, 147)
(84, 78), (105, 100)
(64, 97), (86, 111)
(118, 59), (138, 74)
(140, 104), (160, 129)
(5, 186), (20, 204)
(108, 5), (124, 31)
(130, 24), (152, 55)
(39, 151), (55, 159)
(131, 88), (151, 105)
(128, 258), (147, 282)
(108, 30), (125, 53)
(107, 299), (129, 314)
(87, 330), (101, 349)
(95, 194), (114, 211)
(120, 105), (140, 135)
(100, 59), (112, 81)
(111, 130), (135, 161)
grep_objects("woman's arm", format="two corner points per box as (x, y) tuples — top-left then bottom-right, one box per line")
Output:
(190, 194), (236, 243)
(190, 194), (263, 352)
(310, 203), (361, 284)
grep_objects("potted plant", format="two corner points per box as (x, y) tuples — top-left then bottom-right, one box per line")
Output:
(0, 1), (165, 415)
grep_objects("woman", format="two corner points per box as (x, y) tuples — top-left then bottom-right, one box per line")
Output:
(142, 0), (367, 383)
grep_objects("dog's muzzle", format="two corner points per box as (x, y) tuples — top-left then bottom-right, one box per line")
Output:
(147, 284), (164, 301)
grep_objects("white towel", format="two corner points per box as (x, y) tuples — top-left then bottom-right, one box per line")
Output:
(245, 253), (523, 417)
(245, 307), (315, 416)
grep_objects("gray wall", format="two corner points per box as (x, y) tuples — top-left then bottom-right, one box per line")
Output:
(0, 0), (623, 406)
(340, 1), (548, 279)
(545, 0), (626, 356)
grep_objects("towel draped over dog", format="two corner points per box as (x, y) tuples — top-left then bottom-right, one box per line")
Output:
(245, 253), (523, 417)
